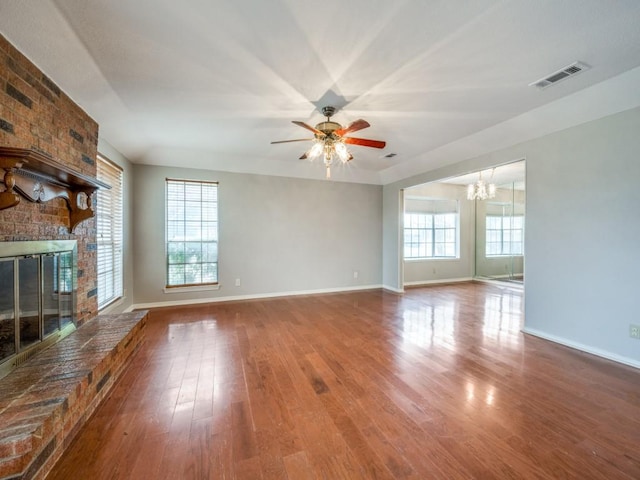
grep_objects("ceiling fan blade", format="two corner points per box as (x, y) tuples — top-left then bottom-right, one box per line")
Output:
(343, 137), (386, 149)
(299, 152), (308, 160)
(335, 119), (370, 137)
(270, 138), (312, 144)
(292, 120), (323, 135)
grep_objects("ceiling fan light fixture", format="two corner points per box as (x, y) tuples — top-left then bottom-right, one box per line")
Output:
(271, 106), (386, 179)
(307, 141), (323, 159)
(334, 142), (350, 163)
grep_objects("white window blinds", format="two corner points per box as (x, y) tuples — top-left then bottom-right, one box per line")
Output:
(96, 156), (124, 309)
(166, 179), (218, 287)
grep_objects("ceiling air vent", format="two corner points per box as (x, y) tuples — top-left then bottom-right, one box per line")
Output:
(529, 62), (590, 89)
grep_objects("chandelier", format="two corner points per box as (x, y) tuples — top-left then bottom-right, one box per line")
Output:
(305, 139), (351, 179)
(467, 170), (496, 200)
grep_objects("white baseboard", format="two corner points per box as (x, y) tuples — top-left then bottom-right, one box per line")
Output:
(477, 273), (523, 280)
(522, 327), (640, 370)
(382, 284), (404, 293)
(403, 277), (473, 287)
(130, 284), (383, 311)
(473, 277), (524, 290)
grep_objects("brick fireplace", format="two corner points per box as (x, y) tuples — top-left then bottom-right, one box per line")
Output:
(0, 32), (99, 326)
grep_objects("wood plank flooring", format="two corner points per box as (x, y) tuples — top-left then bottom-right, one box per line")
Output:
(46, 282), (640, 479)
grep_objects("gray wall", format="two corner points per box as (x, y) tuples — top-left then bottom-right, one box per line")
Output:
(132, 165), (383, 305)
(403, 183), (475, 284)
(524, 107), (639, 364)
(383, 106), (640, 366)
(97, 138), (135, 314)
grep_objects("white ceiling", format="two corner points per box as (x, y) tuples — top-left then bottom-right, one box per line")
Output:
(1, 0), (640, 184)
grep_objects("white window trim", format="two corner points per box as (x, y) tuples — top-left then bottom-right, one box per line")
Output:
(485, 214), (524, 257)
(162, 284), (221, 294)
(165, 178), (219, 287)
(403, 207), (460, 260)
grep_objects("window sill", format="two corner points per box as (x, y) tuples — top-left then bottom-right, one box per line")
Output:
(163, 284), (221, 294)
(99, 296), (124, 313)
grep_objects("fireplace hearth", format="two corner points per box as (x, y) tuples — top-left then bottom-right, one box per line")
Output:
(0, 240), (77, 379)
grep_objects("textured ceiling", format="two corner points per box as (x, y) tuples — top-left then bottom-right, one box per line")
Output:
(1, 0), (640, 184)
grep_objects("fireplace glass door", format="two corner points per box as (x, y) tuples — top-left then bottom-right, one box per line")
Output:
(0, 247), (77, 373)
(42, 254), (59, 337)
(0, 259), (16, 362)
(18, 256), (41, 350)
(58, 251), (74, 329)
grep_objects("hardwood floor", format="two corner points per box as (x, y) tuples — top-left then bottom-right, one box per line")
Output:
(46, 282), (640, 479)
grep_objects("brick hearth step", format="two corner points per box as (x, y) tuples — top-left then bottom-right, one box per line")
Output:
(0, 311), (147, 480)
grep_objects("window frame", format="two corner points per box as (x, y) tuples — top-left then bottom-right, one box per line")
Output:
(485, 214), (524, 257)
(165, 178), (219, 289)
(96, 155), (124, 310)
(403, 199), (460, 260)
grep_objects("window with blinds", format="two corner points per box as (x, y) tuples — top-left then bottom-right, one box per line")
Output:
(166, 179), (218, 287)
(96, 156), (124, 309)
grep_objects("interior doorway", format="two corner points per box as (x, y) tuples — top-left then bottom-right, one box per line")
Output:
(402, 160), (525, 288)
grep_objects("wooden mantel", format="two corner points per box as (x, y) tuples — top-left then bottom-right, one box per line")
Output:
(0, 147), (110, 232)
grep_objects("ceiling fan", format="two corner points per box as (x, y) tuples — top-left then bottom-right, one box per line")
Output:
(271, 106), (386, 178)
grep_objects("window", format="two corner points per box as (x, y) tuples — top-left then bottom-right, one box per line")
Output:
(486, 214), (524, 256)
(166, 179), (218, 287)
(404, 199), (458, 259)
(96, 156), (124, 309)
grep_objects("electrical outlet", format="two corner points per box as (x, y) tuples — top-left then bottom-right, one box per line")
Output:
(235, 278), (241, 287)
(353, 271), (359, 279)
(630, 324), (640, 339)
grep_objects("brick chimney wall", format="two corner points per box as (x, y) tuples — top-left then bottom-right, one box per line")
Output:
(0, 33), (100, 325)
